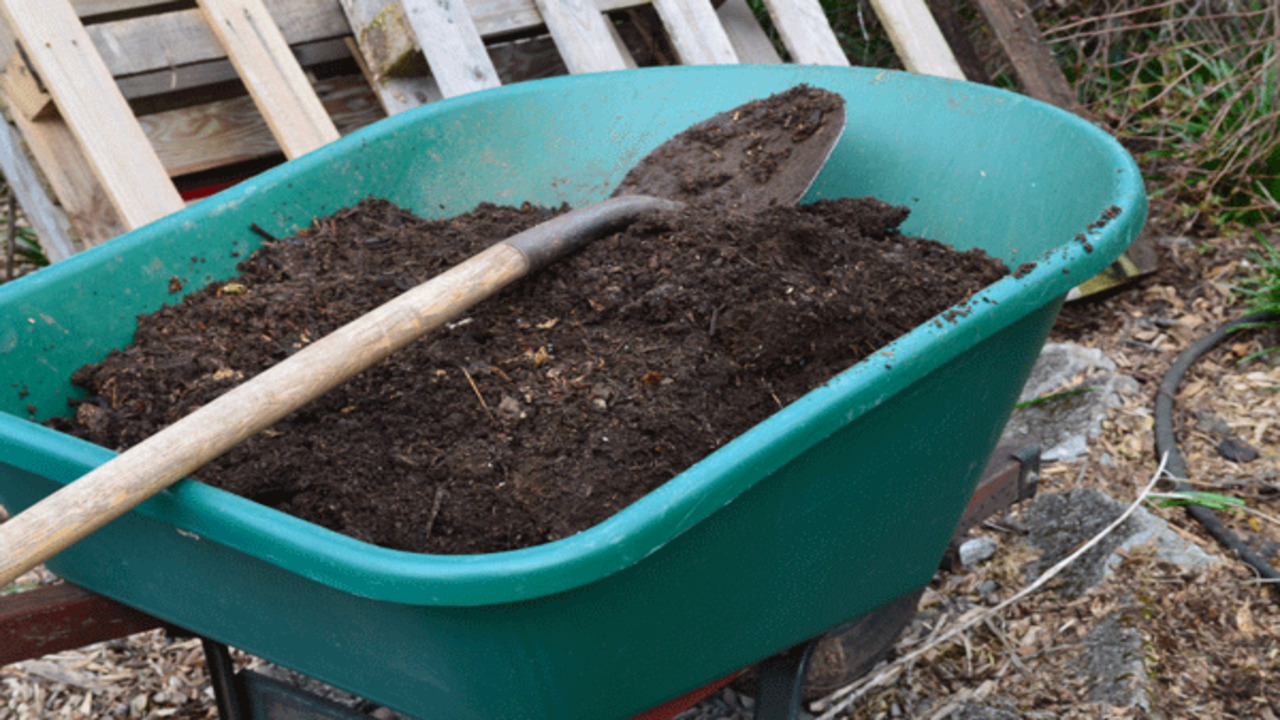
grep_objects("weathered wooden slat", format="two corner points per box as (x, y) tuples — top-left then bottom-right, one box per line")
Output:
(0, 583), (163, 666)
(0, 118), (76, 260)
(138, 75), (383, 178)
(969, 0), (1086, 115)
(925, 0), (991, 84)
(399, 0), (501, 97)
(114, 37), (353, 101)
(10, 111), (125, 244)
(867, 0), (963, 79)
(343, 32), (441, 115)
(759, 0), (847, 66)
(533, 0), (631, 73)
(71, 0), (646, 84)
(341, 0), (420, 85)
(0, 0), (184, 230)
(716, 0), (780, 64)
(340, 0), (439, 114)
(86, 4), (352, 79)
(1, 51), (55, 120)
(71, 0), (171, 17)
(606, 21), (640, 69)
(197, 0), (341, 158)
(343, 0), (624, 113)
(650, 0), (737, 65)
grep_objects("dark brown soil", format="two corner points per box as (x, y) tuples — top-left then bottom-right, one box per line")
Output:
(613, 84), (845, 207)
(50, 197), (1006, 554)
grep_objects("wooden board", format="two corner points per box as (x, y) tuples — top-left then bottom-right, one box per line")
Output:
(759, 0), (847, 66)
(0, 118), (76, 260)
(70, 0), (172, 17)
(716, 0), (781, 64)
(650, 0), (737, 65)
(0, 0), (184, 230)
(114, 37), (353, 101)
(197, 0), (341, 158)
(343, 33), (441, 115)
(65, 0), (648, 81)
(342, 0), (419, 80)
(868, 0), (963, 79)
(10, 110), (125, 244)
(0, 582), (163, 666)
(1, 50), (55, 120)
(533, 0), (631, 73)
(970, 0), (1085, 114)
(85, 4), (351, 78)
(399, 0), (501, 97)
(139, 75), (383, 178)
(925, 0), (991, 83)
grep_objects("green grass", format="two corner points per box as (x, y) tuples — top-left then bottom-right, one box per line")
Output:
(1040, 1), (1280, 228)
(1231, 233), (1280, 361)
(0, 582), (39, 596)
(1, 182), (50, 278)
(1014, 387), (1094, 410)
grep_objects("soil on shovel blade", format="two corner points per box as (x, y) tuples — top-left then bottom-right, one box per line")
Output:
(50, 197), (1007, 554)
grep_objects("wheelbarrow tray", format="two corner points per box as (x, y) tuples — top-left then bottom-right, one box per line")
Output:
(0, 65), (1144, 720)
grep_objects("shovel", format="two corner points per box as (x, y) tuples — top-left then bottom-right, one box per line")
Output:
(0, 85), (846, 587)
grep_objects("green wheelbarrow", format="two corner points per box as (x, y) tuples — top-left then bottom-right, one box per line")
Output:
(0, 65), (1144, 720)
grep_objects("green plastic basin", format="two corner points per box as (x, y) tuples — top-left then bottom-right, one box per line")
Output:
(0, 65), (1144, 720)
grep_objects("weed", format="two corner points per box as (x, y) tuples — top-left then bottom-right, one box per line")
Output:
(0, 582), (38, 596)
(1, 182), (49, 280)
(1231, 233), (1280, 360)
(1014, 386), (1094, 410)
(1040, 1), (1280, 227)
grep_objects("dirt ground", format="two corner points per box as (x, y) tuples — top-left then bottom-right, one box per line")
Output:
(2, 193), (1278, 718)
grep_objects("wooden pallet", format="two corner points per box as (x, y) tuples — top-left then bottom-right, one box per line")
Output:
(0, 0), (964, 254)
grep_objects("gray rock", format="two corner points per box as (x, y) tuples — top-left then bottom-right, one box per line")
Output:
(1218, 435), (1260, 463)
(1112, 504), (1219, 573)
(1000, 343), (1138, 462)
(1023, 488), (1139, 597)
(1024, 488), (1218, 597)
(1082, 610), (1148, 710)
(1196, 410), (1260, 463)
(959, 537), (998, 567)
(1194, 409), (1231, 436)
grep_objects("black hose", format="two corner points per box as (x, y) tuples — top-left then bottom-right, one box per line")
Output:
(1153, 312), (1280, 590)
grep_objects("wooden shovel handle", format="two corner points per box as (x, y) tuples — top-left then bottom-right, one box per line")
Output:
(0, 195), (675, 588)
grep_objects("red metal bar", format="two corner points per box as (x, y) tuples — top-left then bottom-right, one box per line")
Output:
(0, 582), (163, 665)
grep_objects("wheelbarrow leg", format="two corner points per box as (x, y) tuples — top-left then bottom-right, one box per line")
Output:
(204, 638), (248, 720)
(753, 640), (817, 720)
(200, 636), (374, 719)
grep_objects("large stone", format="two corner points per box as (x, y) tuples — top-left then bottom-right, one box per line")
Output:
(958, 537), (998, 567)
(1082, 609), (1148, 710)
(1022, 488), (1139, 597)
(1000, 343), (1139, 462)
(1111, 504), (1219, 573)
(1023, 488), (1218, 597)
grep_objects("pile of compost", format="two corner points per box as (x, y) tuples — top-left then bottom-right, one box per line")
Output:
(51, 197), (1006, 553)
